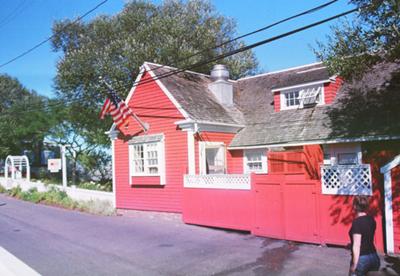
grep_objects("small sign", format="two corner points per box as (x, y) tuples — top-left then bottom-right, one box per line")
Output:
(48, 159), (61, 173)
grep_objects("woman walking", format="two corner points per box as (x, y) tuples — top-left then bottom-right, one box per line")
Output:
(349, 195), (380, 276)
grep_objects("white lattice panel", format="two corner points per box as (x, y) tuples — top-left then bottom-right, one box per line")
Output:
(184, 174), (251, 190)
(321, 164), (372, 195)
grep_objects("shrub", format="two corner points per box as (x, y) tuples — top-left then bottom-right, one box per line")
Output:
(78, 199), (115, 216)
(8, 186), (22, 198)
(20, 187), (45, 203)
(5, 184), (114, 215)
(77, 181), (112, 192)
(0, 185), (6, 193)
(42, 186), (68, 204)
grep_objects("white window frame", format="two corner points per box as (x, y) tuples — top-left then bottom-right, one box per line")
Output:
(323, 143), (362, 166)
(280, 84), (325, 110)
(199, 142), (226, 175)
(128, 138), (166, 185)
(243, 149), (268, 174)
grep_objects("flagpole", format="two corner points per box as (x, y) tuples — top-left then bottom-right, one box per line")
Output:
(100, 78), (149, 132)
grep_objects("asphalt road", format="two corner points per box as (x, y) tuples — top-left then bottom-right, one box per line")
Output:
(0, 194), (355, 275)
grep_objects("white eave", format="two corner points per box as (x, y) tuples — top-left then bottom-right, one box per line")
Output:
(175, 119), (244, 133)
(270, 78), (333, 93)
(107, 62), (191, 133)
(228, 135), (400, 150)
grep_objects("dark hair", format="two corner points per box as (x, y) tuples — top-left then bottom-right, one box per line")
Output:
(353, 195), (370, 213)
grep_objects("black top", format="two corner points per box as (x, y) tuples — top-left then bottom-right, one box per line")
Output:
(349, 215), (377, 256)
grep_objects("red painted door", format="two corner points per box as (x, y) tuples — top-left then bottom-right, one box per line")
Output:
(283, 182), (319, 243)
(253, 175), (320, 243)
(254, 182), (284, 238)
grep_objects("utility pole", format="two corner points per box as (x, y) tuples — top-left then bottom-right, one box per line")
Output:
(60, 145), (67, 188)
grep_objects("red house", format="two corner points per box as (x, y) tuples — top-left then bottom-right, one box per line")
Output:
(108, 61), (400, 253)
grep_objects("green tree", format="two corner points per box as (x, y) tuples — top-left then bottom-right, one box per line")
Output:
(315, 0), (400, 138)
(315, 0), (400, 79)
(0, 74), (55, 163)
(51, 0), (259, 146)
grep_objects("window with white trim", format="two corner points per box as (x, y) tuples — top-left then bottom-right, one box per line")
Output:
(244, 149), (267, 173)
(199, 142), (226, 174)
(281, 84), (324, 110)
(132, 143), (159, 174)
(284, 90), (300, 108)
(128, 134), (166, 185)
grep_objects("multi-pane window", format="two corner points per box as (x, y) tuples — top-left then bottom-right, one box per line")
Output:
(132, 143), (160, 175)
(285, 91), (300, 107)
(244, 149), (267, 173)
(281, 85), (324, 110)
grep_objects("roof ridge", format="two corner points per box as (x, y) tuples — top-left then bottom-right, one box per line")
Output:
(143, 61), (211, 78)
(238, 61), (324, 81)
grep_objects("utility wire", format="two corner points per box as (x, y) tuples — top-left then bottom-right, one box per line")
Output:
(0, 0), (31, 30)
(0, 5), (358, 117)
(0, 0), (109, 69)
(112, 6), (359, 92)
(147, 0), (338, 75)
(0, 0), (342, 116)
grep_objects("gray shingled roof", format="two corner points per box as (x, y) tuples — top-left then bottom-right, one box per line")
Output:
(230, 61), (400, 147)
(146, 63), (243, 124)
(143, 61), (400, 148)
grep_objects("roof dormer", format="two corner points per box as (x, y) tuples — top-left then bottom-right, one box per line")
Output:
(272, 78), (337, 112)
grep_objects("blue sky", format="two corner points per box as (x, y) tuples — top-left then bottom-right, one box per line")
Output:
(0, 0), (355, 98)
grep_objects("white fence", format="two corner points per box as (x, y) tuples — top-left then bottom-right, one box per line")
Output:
(184, 174), (251, 190)
(0, 177), (114, 206)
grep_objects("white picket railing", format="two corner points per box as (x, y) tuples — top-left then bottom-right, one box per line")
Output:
(321, 164), (372, 195)
(184, 174), (251, 190)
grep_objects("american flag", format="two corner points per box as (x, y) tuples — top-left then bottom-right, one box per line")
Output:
(99, 90), (131, 128)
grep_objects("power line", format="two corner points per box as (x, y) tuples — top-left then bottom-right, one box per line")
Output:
(114, 6), (359, 92)
(0, 0), (341, 116)
(0, 6), (360, 118)
(0, 0), (31, 30)
(0, 0), (109, 69)
(146, 0), (339, 75)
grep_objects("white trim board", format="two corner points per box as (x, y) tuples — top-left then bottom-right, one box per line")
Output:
(108, 66), (146, 132)
(271, 79), (331, 93)
(239, 62), (324, 81)
(384, 171), (395, 254)
(381, 154), (400, 174)
(228, 135), (400, 150)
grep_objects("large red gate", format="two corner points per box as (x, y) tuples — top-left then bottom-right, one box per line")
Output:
(253, 174), (321, 244)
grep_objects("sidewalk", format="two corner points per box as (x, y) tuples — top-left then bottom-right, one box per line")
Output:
(0, 246), (40, 276)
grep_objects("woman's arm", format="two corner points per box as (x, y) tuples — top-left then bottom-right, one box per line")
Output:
(350, 234), (362, 273)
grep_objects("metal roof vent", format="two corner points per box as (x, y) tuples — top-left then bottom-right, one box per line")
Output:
(210, 64), (229, 81)
(209, 64), (233, 106)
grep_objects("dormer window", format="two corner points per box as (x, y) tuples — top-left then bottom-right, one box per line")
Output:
(284, 90), (301, 108)
(280, 84), (324, 110)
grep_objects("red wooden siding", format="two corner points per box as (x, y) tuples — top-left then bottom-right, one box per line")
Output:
(392, 165), (400, 253)
(274, 92), (280, 112)
(131, 176), (160, 186)
(324, 77), (343, 104)
(194, 132), (243, 174)
(114, 71), (187, 212)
